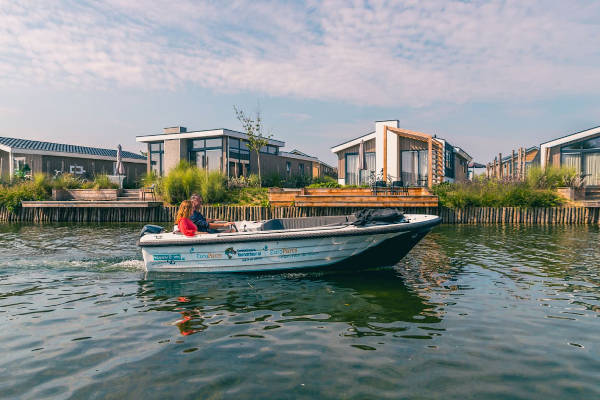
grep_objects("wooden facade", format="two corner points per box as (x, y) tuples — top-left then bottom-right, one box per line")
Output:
(486, 147), (539, 180)
(384, 126), (444, 188)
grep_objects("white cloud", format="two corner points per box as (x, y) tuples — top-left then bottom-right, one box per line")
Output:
(1, 0), (599, 106)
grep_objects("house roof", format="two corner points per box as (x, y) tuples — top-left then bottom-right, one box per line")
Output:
(0, 136), (146, 161)
(331, 131), (376, 153)
(500, 146), (539, 162)
(539, 126), (600, 168)
(539, 126), (600, 146)
(136, 128), (286, 147)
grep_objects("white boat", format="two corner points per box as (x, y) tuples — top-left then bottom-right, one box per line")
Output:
(138, 212), (441, 273)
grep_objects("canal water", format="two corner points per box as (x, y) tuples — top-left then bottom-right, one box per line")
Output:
(1, 224), (598, 399)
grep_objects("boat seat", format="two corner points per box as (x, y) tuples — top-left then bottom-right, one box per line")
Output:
(261, 215), (355, 231)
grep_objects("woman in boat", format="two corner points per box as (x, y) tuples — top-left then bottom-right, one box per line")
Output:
(190, 194), (235, 232)
(175, 200), (200, 237)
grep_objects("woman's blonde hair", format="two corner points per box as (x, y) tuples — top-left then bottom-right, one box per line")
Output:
(176, 200), (193, 224)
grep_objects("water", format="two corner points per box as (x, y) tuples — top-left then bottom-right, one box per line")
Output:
(1, 224), (599, 399)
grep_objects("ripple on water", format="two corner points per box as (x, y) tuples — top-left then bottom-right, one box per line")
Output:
(0, 224), (599, 399)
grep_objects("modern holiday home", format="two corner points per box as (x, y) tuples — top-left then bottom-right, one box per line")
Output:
(330, 120), (472, 187)
(135, 126), (336, 180)
(540, 126), (600, 186)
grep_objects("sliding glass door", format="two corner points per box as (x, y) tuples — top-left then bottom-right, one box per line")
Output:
(345, 153), (359, 185)
(401, 150), (428, 186)
(584, 153), (600, 185)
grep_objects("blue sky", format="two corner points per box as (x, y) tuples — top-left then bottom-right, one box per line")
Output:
(1, 0), (599, 165)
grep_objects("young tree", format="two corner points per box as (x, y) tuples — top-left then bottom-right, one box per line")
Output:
(234, 106), (272, 187)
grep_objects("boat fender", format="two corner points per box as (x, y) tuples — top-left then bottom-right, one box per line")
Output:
(139, 224), (165, 237)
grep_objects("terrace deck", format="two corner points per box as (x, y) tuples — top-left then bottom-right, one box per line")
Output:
(269, 188), (438, 208)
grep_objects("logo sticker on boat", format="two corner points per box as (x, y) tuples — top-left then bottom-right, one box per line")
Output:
(225, 247), (237, 259)
(153, 254), (184, 263)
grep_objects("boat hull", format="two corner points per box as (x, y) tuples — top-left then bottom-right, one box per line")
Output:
(140, 214), (440, 273)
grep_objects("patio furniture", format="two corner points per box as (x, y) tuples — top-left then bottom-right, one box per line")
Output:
(141, 184), (156, 201)
(372, 180), (388, 195)
(390, 180), (408, 196)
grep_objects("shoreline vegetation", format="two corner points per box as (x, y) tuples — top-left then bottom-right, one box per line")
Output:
(432, 166), (580, 208)
(0, 164), (584, 213)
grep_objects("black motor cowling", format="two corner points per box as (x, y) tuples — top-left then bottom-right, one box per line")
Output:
(139, 224), (165, 237)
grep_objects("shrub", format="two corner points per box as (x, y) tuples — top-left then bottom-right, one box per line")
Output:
(53, 174), (85, 189)
(160, 161), (226, 204)
(140, 171), (159, 188)
(224, 187), (269, 206)
(0, 173), (52, 212)
(308, 176), (341, 188)
(262, 172), (285, 188)
(431, 178), (564, 208)
(91, 174), (118, 189)
(526, 166), (577, 189)
(248, 174), (261, 188)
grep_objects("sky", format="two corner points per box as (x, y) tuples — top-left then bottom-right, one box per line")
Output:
(1, 0), (599, 166)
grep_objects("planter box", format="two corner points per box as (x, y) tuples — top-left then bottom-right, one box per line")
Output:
(52, 189), (120, 201)
(556, 187), (587, 202)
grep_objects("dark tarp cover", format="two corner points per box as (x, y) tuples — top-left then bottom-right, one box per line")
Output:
(353, 208), (405, 226)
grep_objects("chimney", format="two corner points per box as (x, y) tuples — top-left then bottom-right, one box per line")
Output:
(163, 126), (187, 134)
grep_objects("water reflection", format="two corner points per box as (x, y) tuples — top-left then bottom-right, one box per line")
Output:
(141, 268), (445, 339)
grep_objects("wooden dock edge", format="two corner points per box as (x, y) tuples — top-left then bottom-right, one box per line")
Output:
(0, 205), (599, 224)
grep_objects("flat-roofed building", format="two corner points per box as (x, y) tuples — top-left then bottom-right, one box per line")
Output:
(136, 126), (336, 180)
(540, 126), (600, 186)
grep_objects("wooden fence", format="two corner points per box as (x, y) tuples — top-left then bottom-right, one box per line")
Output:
(0, 205), (599, 224)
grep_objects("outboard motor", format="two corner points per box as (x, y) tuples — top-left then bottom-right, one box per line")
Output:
(139, 224), (165, 237)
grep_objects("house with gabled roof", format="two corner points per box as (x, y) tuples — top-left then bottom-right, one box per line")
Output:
(0, 137), (147, 184)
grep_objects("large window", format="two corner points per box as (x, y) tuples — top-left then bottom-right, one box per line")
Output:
(345, 152), (375, 185)
(260, 145), (279, 155)
(359, 152), (376, 184)
(561, 136), (600, 185)
(149, 142), (164, 176)
(229, 138), (250, 161)
(401, 150), (428, 186)
(189, 137), (223, 172)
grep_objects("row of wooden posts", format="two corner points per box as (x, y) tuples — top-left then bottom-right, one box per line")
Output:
(486, 147), (528, 180)
(1, 205), (599, 224)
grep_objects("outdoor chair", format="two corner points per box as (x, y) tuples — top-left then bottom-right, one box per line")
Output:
(141, 184), (156, 201)
(390, 180), (408, 196)
(372, 180), (388, 195)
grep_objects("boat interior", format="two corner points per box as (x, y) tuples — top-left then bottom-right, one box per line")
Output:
(239, 215), (356, 232)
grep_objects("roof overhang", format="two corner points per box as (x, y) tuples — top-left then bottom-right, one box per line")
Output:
(136, 128), (285, 147)
(540, 126), (600, 168)
(454, 147), (473, 162)
(331, 132), (376, 153)
(279, 151), (319, 162)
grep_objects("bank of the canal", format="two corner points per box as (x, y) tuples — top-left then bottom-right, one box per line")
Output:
(1, 223), (598, 399)
(1, 205), (600, 224)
